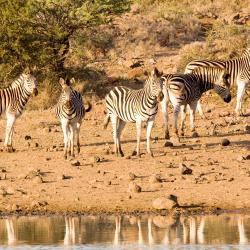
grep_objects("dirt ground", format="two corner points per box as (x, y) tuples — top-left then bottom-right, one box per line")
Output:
(0, 92), (249, 215)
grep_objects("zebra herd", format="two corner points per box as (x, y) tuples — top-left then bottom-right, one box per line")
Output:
(0, 48), (249, 158)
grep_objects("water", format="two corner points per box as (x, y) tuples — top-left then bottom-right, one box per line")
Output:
(0, 214), (250, 249)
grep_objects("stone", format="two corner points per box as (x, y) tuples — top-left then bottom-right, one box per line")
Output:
(25, 135), (32, 140)
(71, 160), (80, 166)
(33, 176), (43, 184)
(152, 195), (179, 210)
(221, 138), (230, 146)
(91, 156), (101, 163)
(164, 141), (174, 147)
(0, 187), (7, 197)
(179, 163), (192, 175)
(191, 131), (199, 138)
(244, 125), (250, 133)
(128, 182), (141, 193)
(149, 174), (162, 184)
(128, 172), (136, 181)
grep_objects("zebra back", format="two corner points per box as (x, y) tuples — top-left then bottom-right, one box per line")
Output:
(105, 68), (163, 122)
(184, 47), (250, 87)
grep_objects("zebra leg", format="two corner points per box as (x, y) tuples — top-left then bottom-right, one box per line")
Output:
(189, 101), (198, 132)
(173, 106), (180, 142)
(160, 92), (169, 139)
(180, 105), (187, 136)
(110, 115), (118, 156)
(69, 124), (76, 158)
(116, 119), (126, 157)
(146, 118), (155, 157)
(76, 122), (81, 154)
(61, 120), (69, 159)
(134, 119), (142, 157)
(4, 113), (16, 152)
(197, 100), (206, 119)
(235, 81), (247, 116)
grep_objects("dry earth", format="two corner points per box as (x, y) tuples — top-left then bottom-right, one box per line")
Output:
(0, 93), (249, 215)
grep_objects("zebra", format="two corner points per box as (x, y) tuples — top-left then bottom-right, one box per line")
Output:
(185, 47), (250, 116)
(104, 68), (164, 157)
(56, 78), (91, 159)
(0, 67), (38, 152)
(161, 67), (231, 141)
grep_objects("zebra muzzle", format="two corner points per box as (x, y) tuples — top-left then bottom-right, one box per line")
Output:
(33, 88), (38, 96)
(223, 94), (231, 103)
(157, 91), (164, 102)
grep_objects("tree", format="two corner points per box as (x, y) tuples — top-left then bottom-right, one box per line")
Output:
(0, 0), (130, 82)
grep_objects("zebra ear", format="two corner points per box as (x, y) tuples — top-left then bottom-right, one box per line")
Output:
(24, 67), (31, 75)
(70, 78), (75, 85)
(59, 78), (65, 87)
(152, 67), (162, 77)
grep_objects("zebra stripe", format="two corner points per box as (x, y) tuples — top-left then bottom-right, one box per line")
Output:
(56, 78), (91, 159)
(0, 68), (38, 151)
(161, 67), (231, 140)
(185, 47), (250, 116)
(104, 68), (164, 157)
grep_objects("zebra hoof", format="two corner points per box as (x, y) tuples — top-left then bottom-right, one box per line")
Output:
(4, 146), (14, 153)
(165, 133), (170, 140)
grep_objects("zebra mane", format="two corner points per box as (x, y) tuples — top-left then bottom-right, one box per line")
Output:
(10, 74), (26, 88)
(242, 48), (250, 57)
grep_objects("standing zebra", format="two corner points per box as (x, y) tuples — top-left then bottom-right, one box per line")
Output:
(56, 78), (91, 159)
(185, 47), (250, 116)
(0, 67), (38, 152)
(104, 68), (164, 157)
(161, 67), (231, 140)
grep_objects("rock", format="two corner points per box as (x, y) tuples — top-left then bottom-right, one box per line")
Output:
(11, 204), (19, 211)
(237, 155), (245, 161)
(105, 180), (112, 185)
(191, 131), (199, 138)
(91, 156), (101, 163)
(221, 138), (230, 146)
(164, 141), (174, 147)
(0, 168), (7, 173)
(0, 173), (6, 180)
(149, 174), (162, 184)
(25, 135), (32, 140)
(43, 127), (51, 133)
(0, 187), (7, 197)
(33, 176), (43, 184)
(244, 125), (250, 133)
(46, 157), (51, 161)
(244, 155), (250, 160)
(128, 182), (141, 193)
(228, 177), (234, 182)
(71, 160), (80, 166)
(128, 172), (136, 181)
(179, 163), (193, 175)
(152, 195), (179, 210)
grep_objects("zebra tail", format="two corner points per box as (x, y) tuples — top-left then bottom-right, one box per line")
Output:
(103, 114), (110, 129)
(85, 101), (92, 112)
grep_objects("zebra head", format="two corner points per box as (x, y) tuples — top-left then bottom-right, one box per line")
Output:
(23, 67), (38, 96)
(59, 77), (75, 108)
(146, 67), (164, 102)
(213, 68), (231, 103)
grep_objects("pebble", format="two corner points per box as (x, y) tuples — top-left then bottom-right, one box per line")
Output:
(71, 160), (80, 166)
(91, 156), (101, 163)
(33, 176), (43, 184)
(128, 172), (136, 181)
(244, 125), (250, 133)
(149, 174), (162, 184)
(191, 131), (199, 138)
(128, 182), (141, 193)
(164, 141), (174, 147)
(179, 163), (193, 175)
(25, 135), (32, 140)
(221, 138), (230, 146)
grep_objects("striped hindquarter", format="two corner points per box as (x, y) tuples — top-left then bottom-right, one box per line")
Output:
(0, 68), (38, 151)
(104, 68), (164, 157)
(161, 67), (231, 140)
(56, 78), (90, 159)
(185, 47), (250, 116)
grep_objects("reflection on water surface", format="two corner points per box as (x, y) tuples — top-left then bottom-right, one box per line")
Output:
(0, 214), (250, 248)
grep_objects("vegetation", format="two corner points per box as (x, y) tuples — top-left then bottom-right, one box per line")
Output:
(0, 0), (130, 83)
